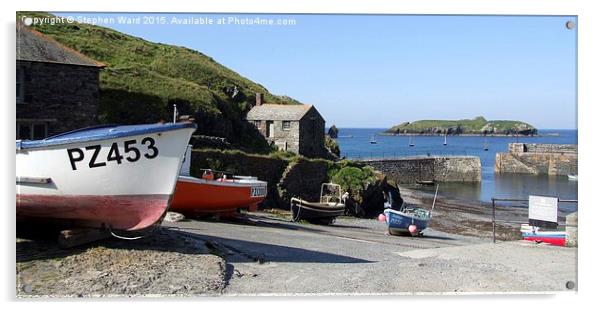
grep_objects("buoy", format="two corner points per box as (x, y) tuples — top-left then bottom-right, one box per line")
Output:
(378, 214), (386, 222)
(408, 225), (418, 235)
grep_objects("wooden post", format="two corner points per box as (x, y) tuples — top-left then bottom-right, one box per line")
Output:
(58, 228), (110, 248)
(492, 198), (496, 243)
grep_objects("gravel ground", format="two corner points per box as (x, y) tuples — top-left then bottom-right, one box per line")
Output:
(16, 227), (226, 297)
(165, 212), (577, 295)
(15, 186), (577, 296)
(397, 186), (570, 241)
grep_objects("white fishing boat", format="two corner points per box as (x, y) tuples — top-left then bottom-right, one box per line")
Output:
(567, 174), (578, 181)
(16, 122), (196, 232)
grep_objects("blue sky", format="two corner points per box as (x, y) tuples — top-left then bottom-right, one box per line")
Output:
(55, 13), (577, 129)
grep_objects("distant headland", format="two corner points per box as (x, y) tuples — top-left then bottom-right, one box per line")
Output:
(384, 116), (537, 136)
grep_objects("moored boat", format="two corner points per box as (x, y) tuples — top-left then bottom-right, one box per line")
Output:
(567, 174), (578, 181)
(290, 183), (345, 225)
(16, 122), (196, 232)
(170, 146), (268, 216)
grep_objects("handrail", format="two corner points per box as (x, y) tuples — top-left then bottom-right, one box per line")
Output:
(490, 197), (578, 243)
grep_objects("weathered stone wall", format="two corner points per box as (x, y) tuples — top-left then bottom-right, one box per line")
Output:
(256, 119), (301, 154)
(509, 143), (577, 155)
(566, 212), (578, 247)
(298, 107), (326, 158)
(358, 156), (481, 184)
(277, 158), (329, 208)
(433, 156), (482, 182)
(495, 143), (578, 175)
(16, 61), (101, 137)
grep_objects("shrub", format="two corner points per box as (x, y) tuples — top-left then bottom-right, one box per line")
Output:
(331, 166), (376, 197)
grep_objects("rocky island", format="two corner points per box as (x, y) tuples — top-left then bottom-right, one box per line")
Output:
(384, 116), (537, 136)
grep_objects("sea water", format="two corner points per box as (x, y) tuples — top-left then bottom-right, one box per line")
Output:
(335, 128), (578, 212)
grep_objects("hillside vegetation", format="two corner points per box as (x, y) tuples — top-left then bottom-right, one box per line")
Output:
(20, 12), (299, 152)
(385, 116), (537, 136)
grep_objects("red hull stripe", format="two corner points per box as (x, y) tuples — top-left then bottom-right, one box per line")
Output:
(523, 236), (566, 246)
(16, 194), (171, 231)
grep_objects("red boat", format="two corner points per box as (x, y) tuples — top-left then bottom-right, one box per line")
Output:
(521, 224), (566, 247)
(170, 146), (267, 217)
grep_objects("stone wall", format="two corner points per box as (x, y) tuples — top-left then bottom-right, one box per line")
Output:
(256, 119), (301, 154)
(277, 158), (330, 208)
(509, 143), (577, 155)
(495, 143), (578, 175)
(358, 156), (482, 184)
(16, 61), (101, 138)
(298, 107), (326, 158)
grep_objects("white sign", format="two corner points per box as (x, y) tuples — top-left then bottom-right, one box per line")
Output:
(529, 195), (558, 223)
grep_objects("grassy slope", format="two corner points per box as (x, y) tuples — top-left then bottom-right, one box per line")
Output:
(385, 116), (537, 135)
(20, 12), (299, 152)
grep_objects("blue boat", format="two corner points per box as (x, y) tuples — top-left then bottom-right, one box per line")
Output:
(384, 207), (431, 236)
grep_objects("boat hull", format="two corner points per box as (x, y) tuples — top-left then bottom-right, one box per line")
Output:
(171, 176), (267, 216)
(384, 208), (430, 235)
(16, 124), (196, 231)
(290, 199), (345, 224)
(522, 232), (566, 246)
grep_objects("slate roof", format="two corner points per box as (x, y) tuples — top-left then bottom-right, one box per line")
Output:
(247, 104), (316, 121)
(16, 22), (105, 67)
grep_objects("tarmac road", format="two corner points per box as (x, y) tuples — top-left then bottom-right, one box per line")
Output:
(165, 212), (577, 295)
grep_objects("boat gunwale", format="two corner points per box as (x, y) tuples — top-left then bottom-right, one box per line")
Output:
(291, 199), (345, 213)
(16, 122), (197, 150)
(384, 208), (432, 221)
(177, 175), (267, 189)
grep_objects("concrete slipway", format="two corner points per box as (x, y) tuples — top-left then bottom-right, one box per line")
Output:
(166, 212), (577, 295)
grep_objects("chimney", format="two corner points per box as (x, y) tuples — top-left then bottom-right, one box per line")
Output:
(255, 93), (264, 106)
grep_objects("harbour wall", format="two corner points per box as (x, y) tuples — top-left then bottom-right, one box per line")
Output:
(357, 156), (482, 184)
(495, 143), (578, 176)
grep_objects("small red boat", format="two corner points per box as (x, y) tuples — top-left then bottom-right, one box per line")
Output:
(520, 224), (566, 247)
(170, 146), (267, 216)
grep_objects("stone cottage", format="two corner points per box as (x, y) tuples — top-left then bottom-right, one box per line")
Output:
(247, 94), (326, 158)
(16, 22), (105, 140)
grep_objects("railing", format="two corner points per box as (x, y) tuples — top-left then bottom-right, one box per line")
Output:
(342, 150), (469, 161)
(490, 197), (578, 243)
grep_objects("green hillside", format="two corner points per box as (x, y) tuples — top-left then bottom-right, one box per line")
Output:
(385, 116), (537, 136)
(19, 12), (300, 152)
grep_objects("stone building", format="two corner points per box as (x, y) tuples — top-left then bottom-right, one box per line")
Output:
(247, 94), (326, 158)
(16, 22), (105, 140)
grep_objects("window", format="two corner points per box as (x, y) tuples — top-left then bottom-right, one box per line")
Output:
(282, 121), (291, 130)
(17, 122), (48, 140)
(254, 120), (261, 128)
(16, 66), (25, 104)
